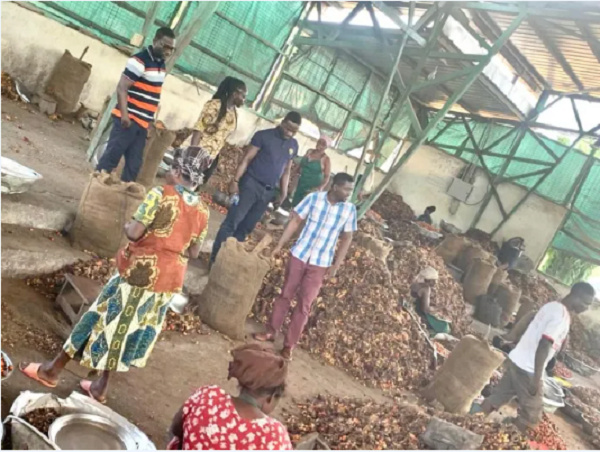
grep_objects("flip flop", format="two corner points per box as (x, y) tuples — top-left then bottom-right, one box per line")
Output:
(252, 332), (275, 342)
(18, 362), (57, 388)
(79, 379), (107, 404)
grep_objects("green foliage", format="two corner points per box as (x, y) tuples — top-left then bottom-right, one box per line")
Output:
(539, 247), (597, 285)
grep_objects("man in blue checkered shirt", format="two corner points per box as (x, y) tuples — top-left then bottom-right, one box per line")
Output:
(254, 173), (357, 360)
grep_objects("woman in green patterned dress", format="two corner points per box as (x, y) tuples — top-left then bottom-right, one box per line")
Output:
(291, 135), (331, 207)
(19, 147), (211, 403)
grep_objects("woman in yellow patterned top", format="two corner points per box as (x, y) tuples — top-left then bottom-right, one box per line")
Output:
(19, 147), (212, 403)
(191, 76), (247, 183)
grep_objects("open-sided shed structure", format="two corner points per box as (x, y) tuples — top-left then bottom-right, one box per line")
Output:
(21, 0), (600, 265)
(280, 1), (600, 265)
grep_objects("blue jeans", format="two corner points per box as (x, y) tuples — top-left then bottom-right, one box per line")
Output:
(96, 117), (147, 182)
(211, 175), (275, 263)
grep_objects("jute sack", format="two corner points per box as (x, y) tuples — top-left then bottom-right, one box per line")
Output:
(45, 50), (92, 114)
(423, 335), (505, 414)
(475, 294), (502, 327)
(496, 283), (522, 327)
(136, 124), (176, 189)
(356, 232), (393, 263)
(197, 236), (271, 339)
(488, 267), (508, 295)
(463, 258), (496, 304)
(71, 172), (145, 258)
(435, 235), (468, 265)
(455, 245), (489, 272)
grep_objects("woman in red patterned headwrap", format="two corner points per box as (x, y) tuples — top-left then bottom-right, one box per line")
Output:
(167, 344), (292, 450)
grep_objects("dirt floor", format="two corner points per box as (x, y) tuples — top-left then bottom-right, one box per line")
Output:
(1, 99), (391, 447)
(1, 98), (598, 449)
(1, 278), (391, 448)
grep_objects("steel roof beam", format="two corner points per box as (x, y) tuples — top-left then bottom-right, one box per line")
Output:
(436, 35), (526, 120)
(439, 111), (600, 138)
(528, 18), (584, 91)
(301, 20), (405, 38)
(450, 9), (491, 51)
(471, 11), (548, 92)
(571, 98), (584, 134)
(372, 1), (427, 46)
(413, 3), (445, 32)
(294, 36), (484, 62)
(408, 61), (478, 113)
(489, 123), (600, 236)
(352, 1), (414, 185)
(578, 21), (600, 65)
(462, 117), (508, 218)
(460, 2), (600, 22)
(357, 7), (527, 218)
(327, 2), (366, 41)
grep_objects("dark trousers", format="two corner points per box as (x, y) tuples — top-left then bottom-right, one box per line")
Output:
(203, 154), (220, 183)
(96, 117), (147, 182)
(210, 175), (275, 263)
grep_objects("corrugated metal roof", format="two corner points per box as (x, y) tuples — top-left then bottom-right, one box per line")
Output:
(307, 2), (600, 122)
(490, 12), (600, 96)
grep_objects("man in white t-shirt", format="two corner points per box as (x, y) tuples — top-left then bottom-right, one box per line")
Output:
(481, 282), (595, 431)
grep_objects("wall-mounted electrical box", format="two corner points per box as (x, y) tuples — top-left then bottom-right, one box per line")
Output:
(446, 177), (474, 202)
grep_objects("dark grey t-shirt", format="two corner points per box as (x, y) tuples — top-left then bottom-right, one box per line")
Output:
(246, 128), (298, 186)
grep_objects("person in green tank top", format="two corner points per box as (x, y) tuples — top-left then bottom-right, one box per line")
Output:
(291, 135), (331, 207)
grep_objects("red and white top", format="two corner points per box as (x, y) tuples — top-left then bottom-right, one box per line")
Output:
(509, 301), (571, 373)
(179, 385), (292, 450)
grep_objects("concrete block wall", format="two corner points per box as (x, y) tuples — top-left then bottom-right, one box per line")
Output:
(1, 2), (565, 263)
(389, 144), (566, 263)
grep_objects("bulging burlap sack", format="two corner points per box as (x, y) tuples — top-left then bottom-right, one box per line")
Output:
(496, 283), (522, 327)
(423, 335), (505, 414)
(435, 235), (468, 265)
(71, 172), (145, 258)
(455, 244), (490, 272)
(198, 237), (271, 339)
(356, 232), (393, 263)
(488, 267), (508, 295)
(475, 294), (502, 327)
(136, 125), (176, 189)
(463, 258), (496, 304)
(45, 50), (92, 114)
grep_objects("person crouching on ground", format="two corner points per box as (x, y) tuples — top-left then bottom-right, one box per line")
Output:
(416, 206), (436, 225)
(253, 173), (357, 360)
(480, 282), (595, 431)
(19, 147), (212, 403)
(410, 267), (438, 319)
(167, 343), (292, 450)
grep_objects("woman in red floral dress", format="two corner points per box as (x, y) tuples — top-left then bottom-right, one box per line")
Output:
(168, 344), (292, 450)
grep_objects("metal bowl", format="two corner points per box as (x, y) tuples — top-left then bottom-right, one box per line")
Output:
(169, 293), (189, 314)
(272, 208), (290, 226)
(49, 414), (136, 450)
(1, 350), (14, 381)
(212, 190), (230, 207)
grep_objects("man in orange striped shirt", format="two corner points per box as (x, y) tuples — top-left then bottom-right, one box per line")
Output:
(96, 27), (175, 182)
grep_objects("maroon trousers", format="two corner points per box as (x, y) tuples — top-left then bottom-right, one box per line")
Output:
(269, 256), (328, 349)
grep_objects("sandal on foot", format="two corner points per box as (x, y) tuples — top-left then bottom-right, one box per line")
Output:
(19, 362), (57, 388)
(252, 332), (275, 342)
(281, 347), (293, 361)
(80, 379), (107, 404)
